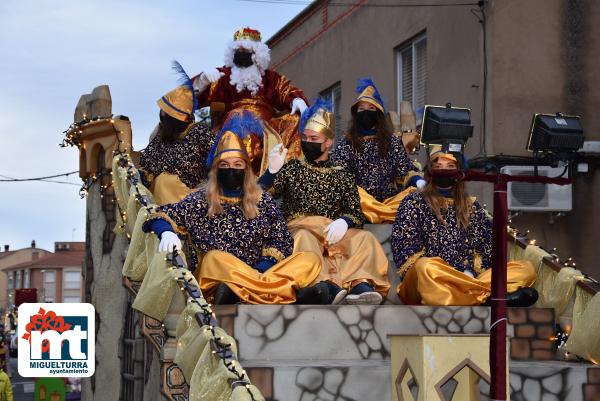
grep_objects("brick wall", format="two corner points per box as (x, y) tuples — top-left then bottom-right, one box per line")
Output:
(508, 308), (556, 361)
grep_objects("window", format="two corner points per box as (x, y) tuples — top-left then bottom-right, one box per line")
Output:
(44, 270), (56, 302)
(320, 82), (342, 139)
(63, 271), (81, 290)
(396, 34), (427, 123)
(44, 271), (55, 284)
(63, 296), (80, 303)
(24, 270), (30, 288)
(15, 270), (22, 289)
(7, 272), (13, 290)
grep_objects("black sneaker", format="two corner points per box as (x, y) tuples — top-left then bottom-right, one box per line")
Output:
(507, 287), (539, 307)
(295, 282), (330, 304)
(213, 283), (239, 305)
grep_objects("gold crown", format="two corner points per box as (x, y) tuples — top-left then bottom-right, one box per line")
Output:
(156, 86), (194, 122)
(305, 109), (335, 139)
(233, 27), (262, 42)
(354, 85), (384, 113)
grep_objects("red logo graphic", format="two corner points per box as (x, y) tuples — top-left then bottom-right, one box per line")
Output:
(22, 308), (72, 352)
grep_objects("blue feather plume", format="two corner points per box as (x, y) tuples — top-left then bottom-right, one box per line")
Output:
(171, 60), (199, 115)
(355, 77), (385, 112)
(299, 97), (332, 134)
(206, 110), (264, 167)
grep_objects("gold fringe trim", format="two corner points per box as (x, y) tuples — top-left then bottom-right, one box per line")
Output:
(397, 250), (425, 278)
(219, 195), (242, 204)
(473, 252), (484, 275)
(262, 247), (286, 262)
(301, 160), (343, 172)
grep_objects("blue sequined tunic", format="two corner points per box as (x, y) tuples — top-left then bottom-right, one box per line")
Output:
(391, 192), (492, 278)
(140, 123), (214, 188)
(144, 190), (293, 266)
(271, 159), (366, 228)
(331, 135), (418, 202)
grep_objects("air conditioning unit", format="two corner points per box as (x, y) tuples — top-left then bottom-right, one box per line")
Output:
(501, 166), (572, 212)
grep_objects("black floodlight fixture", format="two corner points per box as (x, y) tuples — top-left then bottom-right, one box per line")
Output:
(527, 113), (584, 153)
(420, 103), (473, 153)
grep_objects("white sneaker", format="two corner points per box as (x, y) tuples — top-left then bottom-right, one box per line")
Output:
(345, 291), (383, 305)
(331, 289), (348, 305)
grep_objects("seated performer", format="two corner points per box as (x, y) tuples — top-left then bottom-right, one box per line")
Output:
(143, 110), (328, 305)
(331, 78), (424, 224)
(260, 99), (390, 304)
(392, 147), (538, 306)
(193, 27), (308, 174)
(140, 62), (214, 205)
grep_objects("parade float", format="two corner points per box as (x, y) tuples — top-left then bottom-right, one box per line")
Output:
(60, 27), (600, 401)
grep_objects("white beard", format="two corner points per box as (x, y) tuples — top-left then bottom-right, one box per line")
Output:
(229, 64), (264, 96)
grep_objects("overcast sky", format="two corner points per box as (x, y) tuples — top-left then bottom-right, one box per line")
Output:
(0, 0), (306, 252)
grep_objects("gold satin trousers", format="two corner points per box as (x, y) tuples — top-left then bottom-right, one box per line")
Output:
(288, 216), (390, 295)
(397, 256), (537, 305)
(194, 250), (321, 304)
(358, 186), (416, 224)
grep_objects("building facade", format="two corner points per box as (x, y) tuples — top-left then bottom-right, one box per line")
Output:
(1, 241), (85, 307)
(267, 0), (600, 278)
(0, 242), (52, 310)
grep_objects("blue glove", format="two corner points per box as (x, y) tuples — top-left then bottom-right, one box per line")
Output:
(254, 256), (277, 273)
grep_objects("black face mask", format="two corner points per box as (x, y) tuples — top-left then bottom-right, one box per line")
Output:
(432, 175), (457, 189)
(355, 110), (378, 130)
(159, 112), (189, 143)
(217, 168), (245, 191)
(233, 51), (254, 68)
(301, 140), (325, 163)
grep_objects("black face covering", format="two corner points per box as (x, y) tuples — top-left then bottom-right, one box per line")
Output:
(233, 51), (254, 68)
(355, 110), (378, 130)
(432, 175), (457, 189)
(301, 140), (324, 163)
(159, 112), (189, 143)
(217, 168), (245, 191)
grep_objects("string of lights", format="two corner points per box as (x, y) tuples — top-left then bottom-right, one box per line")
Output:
(112, 152), (259, 400)
(60, 114), (129, 198)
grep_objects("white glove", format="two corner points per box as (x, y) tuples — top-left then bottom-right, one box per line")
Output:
(290, 98), (308, 115)
(267, 144), (288, 174)
(158, 231), (182, 253)
(463, 270), (475, 278)
(416, 179), (427, 192)
(193, 68), (224, 92)
(324, 218), (349, 245)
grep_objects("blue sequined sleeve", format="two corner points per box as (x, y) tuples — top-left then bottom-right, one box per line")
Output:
(260, 195), (294, 261)
(391, 194), (425, 277)
(469, 201), (493, 269)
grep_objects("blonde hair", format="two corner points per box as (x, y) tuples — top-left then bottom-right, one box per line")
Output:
(205, 162), (262, 219)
